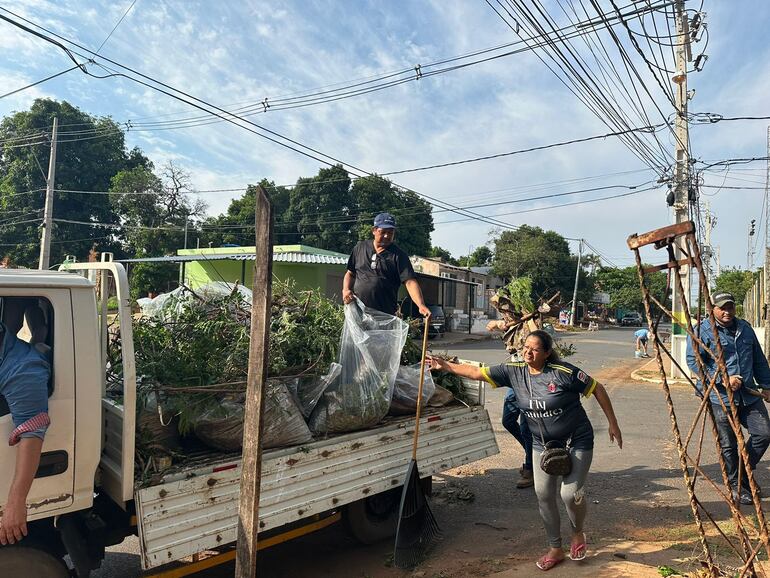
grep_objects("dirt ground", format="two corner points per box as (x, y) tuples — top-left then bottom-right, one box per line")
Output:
(245, 358), (767, 578)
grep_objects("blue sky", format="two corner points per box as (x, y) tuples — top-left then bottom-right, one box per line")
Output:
(1, 0), (769, 270)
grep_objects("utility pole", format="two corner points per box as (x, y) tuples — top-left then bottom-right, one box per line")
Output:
(764, 126), (770, 360)
(570, 239), (582, 326)
(748, 219), (757, 269)
(701, 200), (715, 288)
(669, 0), (692, 377)
(38, 116), (58, 270)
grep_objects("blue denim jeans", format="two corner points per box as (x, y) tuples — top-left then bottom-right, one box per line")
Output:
(502, 390), (533, 471)
(711, 400), (770, 489)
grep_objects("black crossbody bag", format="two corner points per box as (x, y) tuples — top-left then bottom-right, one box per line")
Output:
(525, 370), (573, 476)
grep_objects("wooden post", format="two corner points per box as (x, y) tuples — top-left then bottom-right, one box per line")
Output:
(235, 186), (273, 577)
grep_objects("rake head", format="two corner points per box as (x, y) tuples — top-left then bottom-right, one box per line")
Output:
(393, 459), (442, 569)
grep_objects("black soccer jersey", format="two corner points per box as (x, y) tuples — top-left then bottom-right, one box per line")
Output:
(481, 360), (597, 450)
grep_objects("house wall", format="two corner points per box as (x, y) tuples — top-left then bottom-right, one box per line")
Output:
(183, 260), (346, 300)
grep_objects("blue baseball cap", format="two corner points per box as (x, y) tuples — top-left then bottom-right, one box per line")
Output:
(373, 212), (396, 229)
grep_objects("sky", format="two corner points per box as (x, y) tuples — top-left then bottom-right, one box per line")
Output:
(1, 0), (769, 271)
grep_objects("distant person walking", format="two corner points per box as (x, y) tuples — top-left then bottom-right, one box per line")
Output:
(342, 212), (430, 317)
(686, 291), (770, 505)
(429, 330), (622, 572)
(634, 328), (651, 357)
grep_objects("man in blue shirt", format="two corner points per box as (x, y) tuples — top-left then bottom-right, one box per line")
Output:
(634, 328), (651, 357)
(686, 291), (770, 505)
(0, 299), (51, 545)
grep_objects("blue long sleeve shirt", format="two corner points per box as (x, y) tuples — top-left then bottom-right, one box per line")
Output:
(686, 317), (770, 406)
(0, 322), (50, 443)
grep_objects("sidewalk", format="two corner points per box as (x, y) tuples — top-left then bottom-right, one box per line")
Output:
(630, 356), (691, 385)
(431, 331), (494, 347)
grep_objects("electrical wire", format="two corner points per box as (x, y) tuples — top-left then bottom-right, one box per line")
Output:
(0, 65), (80, 100)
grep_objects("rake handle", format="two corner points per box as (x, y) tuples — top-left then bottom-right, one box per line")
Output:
(411, 317), (431, 461)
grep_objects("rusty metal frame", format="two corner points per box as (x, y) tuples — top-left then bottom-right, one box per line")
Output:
(628, 221), (770, 578)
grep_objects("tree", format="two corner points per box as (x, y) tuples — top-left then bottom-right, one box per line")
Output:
(714, 268), (755, 305)
(492, 225), (591, 300)
(110, 161), (205, 256)
(429, 246), (459, 265)
(201, 170), (434, 256)
(283, 165), (354, 252)
(350, 175), (433, 257)
(110, 162), (205, 298)
(0, 98), (151, 266)
(199, 179), (290, 248)
(595, 266), (668, 313)
(458, 245), (493, 267)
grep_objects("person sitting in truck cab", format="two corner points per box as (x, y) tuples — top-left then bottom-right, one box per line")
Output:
(0, 298), (51, 546)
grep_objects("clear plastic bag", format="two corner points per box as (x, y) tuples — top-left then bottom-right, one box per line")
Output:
(291, 363), (341, 419)
(193, 379), (313, 451)
(389, 363), (436, 415)
(310, 299), (408, 433)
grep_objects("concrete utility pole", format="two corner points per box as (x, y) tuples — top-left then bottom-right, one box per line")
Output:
(570, 239), (582, 326)
(38, 116), (58, 270)
(764, 126), (770, 360)
(669, 0), (692, 377)
(748, 219), (757, 269)
(702, 200), (715, 288)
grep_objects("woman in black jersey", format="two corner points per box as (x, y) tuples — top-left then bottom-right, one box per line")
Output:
(429, 330), (622, 572)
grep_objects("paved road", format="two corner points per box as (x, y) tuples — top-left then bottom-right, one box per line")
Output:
(94, 325), (729, 577)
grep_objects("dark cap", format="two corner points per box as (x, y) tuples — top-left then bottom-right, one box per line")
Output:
(373, 212), (396, 229)
(712, 291), (735, 307)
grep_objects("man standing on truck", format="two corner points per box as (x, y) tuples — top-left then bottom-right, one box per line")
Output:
(342, 212), (431, 317)
(0, 299), (51, 545)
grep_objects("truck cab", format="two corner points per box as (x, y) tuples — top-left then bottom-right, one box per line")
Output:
(0, 270), (105, 576)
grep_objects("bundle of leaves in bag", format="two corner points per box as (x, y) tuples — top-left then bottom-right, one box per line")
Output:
(192, 380), (313, 452)
(309, 299), (408, 434)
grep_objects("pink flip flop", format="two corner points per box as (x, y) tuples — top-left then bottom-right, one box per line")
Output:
(536, 555), (565, 571)
(569, 533), (587, 561)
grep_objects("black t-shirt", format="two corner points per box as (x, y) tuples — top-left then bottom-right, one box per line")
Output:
(482, 360), (597, 450)
(346, 240), (416, 315)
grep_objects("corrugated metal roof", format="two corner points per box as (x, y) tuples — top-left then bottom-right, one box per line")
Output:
(118, 252), (347, 265)
(264, 252), (347, 264)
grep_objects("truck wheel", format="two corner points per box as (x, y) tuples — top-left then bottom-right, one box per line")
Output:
(345, 488), (401, 544)
(0, 545), (70, 577)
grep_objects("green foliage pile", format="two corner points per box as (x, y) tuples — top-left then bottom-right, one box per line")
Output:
(115, 280), (344, 445)
(498, 277), (535, 313)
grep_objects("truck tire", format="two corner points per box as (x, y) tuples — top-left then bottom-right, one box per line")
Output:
(344, 488), (401, 544)
(0, 545), (70, 577)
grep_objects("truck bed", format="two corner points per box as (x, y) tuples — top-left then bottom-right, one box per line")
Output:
(134, 404), (498, 569)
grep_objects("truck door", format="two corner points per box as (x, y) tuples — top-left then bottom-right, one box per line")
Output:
(0, 291), (75, 517)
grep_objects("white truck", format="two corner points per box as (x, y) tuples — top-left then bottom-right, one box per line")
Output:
(0, 260), (499, 576)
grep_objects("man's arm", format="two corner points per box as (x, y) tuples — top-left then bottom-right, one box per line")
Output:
(0, 437), (43, 545)
(342, 270), (356, 305)
(404, 278), (430, 317)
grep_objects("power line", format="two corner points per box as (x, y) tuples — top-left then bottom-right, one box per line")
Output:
(95, 0), (138, 54)
(0, 65), (80, 100)
(0, 3), (671, 141)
